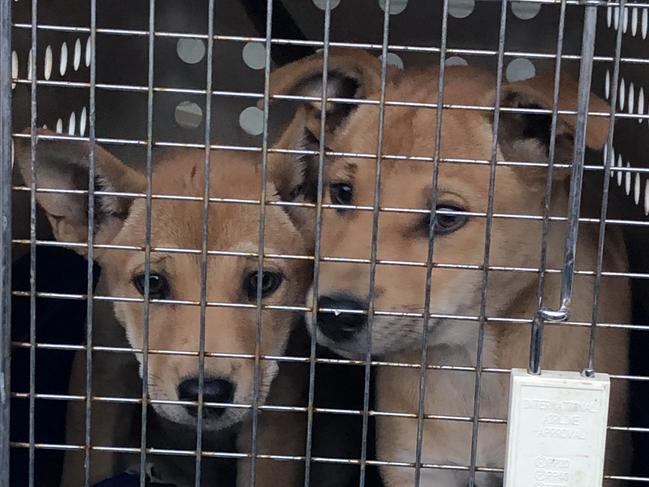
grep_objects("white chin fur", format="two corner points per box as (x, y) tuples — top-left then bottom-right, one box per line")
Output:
(152, 402), (248, 432)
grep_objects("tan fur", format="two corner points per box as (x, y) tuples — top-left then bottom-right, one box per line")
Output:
(268, 51), (631, 486)
(15, 134), (311, 486)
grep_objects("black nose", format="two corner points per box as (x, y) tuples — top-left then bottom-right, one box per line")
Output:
(177, 378), (234, 418)
(317, 295), (368, 342)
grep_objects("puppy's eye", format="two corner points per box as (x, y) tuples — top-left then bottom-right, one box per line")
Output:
(330, 183), (353, 207)
(245, 271), (283, 299)
(132, 272), (170, 299)
(433, 205), (468, 235)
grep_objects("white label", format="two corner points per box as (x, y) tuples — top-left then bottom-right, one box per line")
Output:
(504, 369), (610, 487)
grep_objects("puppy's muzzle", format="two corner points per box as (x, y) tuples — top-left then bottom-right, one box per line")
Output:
(177, 377), (235, 419)
(317, 295), (368, 342)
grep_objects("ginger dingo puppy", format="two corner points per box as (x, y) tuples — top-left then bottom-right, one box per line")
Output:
(16, 132), (314, 486)
(267, 50), (631, 486)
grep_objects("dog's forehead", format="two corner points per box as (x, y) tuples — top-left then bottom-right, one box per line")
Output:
(151, 148), (266, 198)
(334, 66), (496, 158)
(119, 150), (298, 251)
(328, 69), (500, 208)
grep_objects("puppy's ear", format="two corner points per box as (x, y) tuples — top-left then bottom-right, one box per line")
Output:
(14, 129), (145, 253)
(267, 108), (318, 249)
(268, 49), (381, 209)
(485, 74), (610, 178)
(267, 48), (382, 135)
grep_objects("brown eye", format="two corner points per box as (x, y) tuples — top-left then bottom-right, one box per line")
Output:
(434, 205), (468, 235)
(245, 271), (283, 299)
(330, 183), (353, 207)
(132, 272), (170, 299)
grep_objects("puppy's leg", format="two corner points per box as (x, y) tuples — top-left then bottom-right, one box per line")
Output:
(376, 412), (472, 487)
(376, 363), (505, 487)
(236, 410), (306, 487)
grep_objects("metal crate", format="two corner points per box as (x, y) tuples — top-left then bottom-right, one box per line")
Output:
(2, 0), (649, 486)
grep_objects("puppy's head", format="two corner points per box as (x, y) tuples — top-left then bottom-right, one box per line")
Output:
(15, 133), (311, 429)
(269, 50), (610, 357)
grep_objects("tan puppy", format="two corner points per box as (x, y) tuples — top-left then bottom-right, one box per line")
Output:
(15, 133), (312, 486)
(268, 50), (630, 486)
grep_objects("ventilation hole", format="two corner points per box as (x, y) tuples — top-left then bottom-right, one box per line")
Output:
(27, 48), (32, 81)
(44, 45), (53, 80)
(56, 118), (63, 133)
(639, 88), (645, 123)
(623, 6), (629, 34)
(242, 42), (266, 70)
(635, 172), (641, 204)
(80, 107), (87, 136)
(643, 8), (649, 39)
(608, 146), (615, 178)
(10, 139), (14, 170)
(378, 0), (408, 15)
(505, 58), (535, 82)
(628, 82), (635, 115)
(617, 154), (623, 186)
(619, 78), (625, 111)
(239, 106), (264, 136)
(446, 55), (468, 66)
(176, 38), (206, 65)
(174, 101), (203, 129)
(605, 69), (610, 99)
(74, 38), (82, 71)
(379, 52), (404, 69)
(607, 5), (612, 28)
(614, 7), (620, 29)
(60, 42), (68, 76)
(511, 1), (541, 20)
(645, 179), (649, 215)
(632, 7), (639, 36)
(313, 0), (341, 9)
(625, 162), (631, 195)
(448, 0), (474, 18)
(85, 36), (92, 67)
(11, 50), (17, 89)
(67, 112), (76, 135)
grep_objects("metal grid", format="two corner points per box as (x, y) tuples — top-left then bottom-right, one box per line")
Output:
(2, 1), (649, 486)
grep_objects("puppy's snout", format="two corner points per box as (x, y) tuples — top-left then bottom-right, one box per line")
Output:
(177, 377), (234, 418)
(317, 295), (368, 342)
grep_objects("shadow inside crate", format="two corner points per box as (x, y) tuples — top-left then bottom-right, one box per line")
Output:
(10, 246), (100, 486)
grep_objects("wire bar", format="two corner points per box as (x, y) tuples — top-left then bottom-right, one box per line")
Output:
(528, 3), (601, 375)
(0, 0), (12, 484)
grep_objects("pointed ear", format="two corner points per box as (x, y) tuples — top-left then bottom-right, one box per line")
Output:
(485, 74), (610, 178)
(267, 48), (382, 136)
(14, 130), (146, 253)
(270, 106), (319, 202)
(267, 107), (318, 249)
(268, 49), (382, 210)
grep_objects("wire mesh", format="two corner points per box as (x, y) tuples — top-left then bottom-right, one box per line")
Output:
(2, 1), (649, 486)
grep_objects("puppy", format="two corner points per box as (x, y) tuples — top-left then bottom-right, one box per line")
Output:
(267, 50), (631, 486)
(15, 132), (313, 486)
